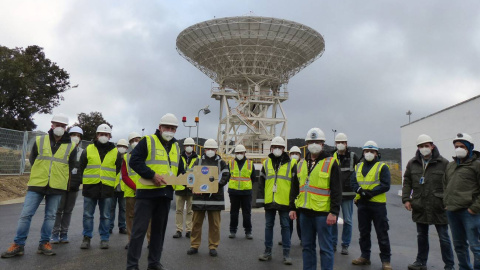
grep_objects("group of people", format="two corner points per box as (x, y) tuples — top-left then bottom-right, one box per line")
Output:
(1, 112), (479, 270)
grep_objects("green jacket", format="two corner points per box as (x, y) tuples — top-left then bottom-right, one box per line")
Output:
(402, 147), (448, 224)
(443, 151), (480, 213)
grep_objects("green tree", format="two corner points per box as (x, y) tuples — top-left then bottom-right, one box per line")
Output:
(72, 112), (112, 141)
(0, 45), (71, 130)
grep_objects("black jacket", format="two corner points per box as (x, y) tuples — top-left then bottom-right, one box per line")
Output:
(175, 151), (198, 196)
(228, 157), (256, 196)
(290, 151), (342, 216)
(68, 146), (84, 192)
(28, 129), (77, 195)
(79, 140), (122, 199)
(334, 149), (360, 201)
(192, 154), (230, 211)
(128, 129), (185, 200)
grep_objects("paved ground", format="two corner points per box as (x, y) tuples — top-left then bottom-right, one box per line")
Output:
(0, 186), (454, 270)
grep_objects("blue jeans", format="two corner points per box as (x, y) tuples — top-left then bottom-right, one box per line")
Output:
(447, 209), (480, 270)
(14, 191), (62, 245)
(83, 197), (112, 241)
(332, 199), (353, 247)
(299, 212), (334, 270)
(265, 209), (290, 253)
(110, 192), (126, 230)
(416, 223), (454, 268)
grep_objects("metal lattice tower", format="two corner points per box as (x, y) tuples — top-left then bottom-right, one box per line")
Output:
(176, 16), (325, 157)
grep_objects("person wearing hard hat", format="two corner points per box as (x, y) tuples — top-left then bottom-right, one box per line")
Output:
(1, 114), (77, 258)
(402, 134), (454, 270)
(228, 144), (255, 240)
(126, 113), (185, 270)
(331, 132), (360, 256)
(289, 128), (342, 270)
(444, 133), (480, 270)
(121, 132), (151, 250)
(78, 124), (122, 250)
(257, 136), (297, 265)
(350, 141), (392, 270)
(51, 126), (85, 244)
(173, 137), (198, 239)
(187, 138), (230, 257)
(109, 139), (129, 235)
(289, 146), (302, 162)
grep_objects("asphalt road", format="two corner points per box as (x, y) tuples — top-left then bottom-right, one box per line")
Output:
(0, 186), (454, 270)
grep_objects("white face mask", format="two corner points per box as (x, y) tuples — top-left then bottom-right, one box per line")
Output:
(117, 147), (127, 154)
(364, 152), (375, 162)
(161, 131), (175, 141)
(206, 150), (216, 158)
(185, 146), (193, 153)
(53, 127), (65, 137)
(70, 136), (80, 145)
(455, 147), (468, 159)
(235, 154), (244, 160)
(419, 147), (432, 157)
(308, 143), (323, 154)
(272, 148), (283, 157)
(98, 136), (109, 144)
(336, 143), (346, 151)
(290, 154), (300, 160)
(131, 142), (138, 148)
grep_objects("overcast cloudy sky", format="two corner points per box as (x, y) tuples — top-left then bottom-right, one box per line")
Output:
(2, 1), (479, 148)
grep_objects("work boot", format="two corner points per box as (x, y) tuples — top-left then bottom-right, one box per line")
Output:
(382, 262), (393, 270)
(408, 261), (426, 270)
(100, 240), (109, 249)
(60, 234), (69, 243)
(80, 236), (91, 249)
(51, 234), (60, 244)
(173, 231), (182, 238)
(229, 232), (236, 238)
(341, 246), (349, 255)
(245, 233), (253, 239)
(37, 242), (56, 256)
(187, 247), (198, 255)
(119, 228), (127, 234)
(258, 248), (272, 261)
(283, 250), (292, 265)
(352, 257), (371, 265)
(1, 243), (24, 258)
(209, 249), (217, 257)
(185, 231), (191, 238)
(147, 264), (168, 270)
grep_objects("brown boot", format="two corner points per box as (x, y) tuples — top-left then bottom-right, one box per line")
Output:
(382, 262), (392, 270)
(352, 257), (371, 265)
(1, 243), (24, 258)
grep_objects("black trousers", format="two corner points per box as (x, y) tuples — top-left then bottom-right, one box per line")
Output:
(357, 202), (391, 262)
(127, 197), (171, 269)
(229, 194), (252, 233)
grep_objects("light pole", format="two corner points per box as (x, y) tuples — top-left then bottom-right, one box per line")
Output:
(196, 105), (211, 149)
(332, 129), (337, 144)
(406, 110), (412, 123)
(182, 116), (197, 137)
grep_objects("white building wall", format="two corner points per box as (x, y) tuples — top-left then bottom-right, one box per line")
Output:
(401, 95), (480, 177)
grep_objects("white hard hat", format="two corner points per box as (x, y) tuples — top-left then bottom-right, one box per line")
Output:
(204, 139), (218, 149)
(289, 146), (301, 153)
(305, 128), (326, 141)
(96, 124), (112, 134)
(235, 144), (246, 153)
(128, 132), (141, 142)
(117, 139), (129, 147)
(184, 137), (195, 146)
(159, 113), (178, 127)
(416, 134), (433, 146)
(51, 114), (69, 125)
(453, 133), (474, 145)
(363, 140), (379, 151)
(271, 136), (286, 147)
(69, 126), (83, 135)
(335, 133), (348, 142)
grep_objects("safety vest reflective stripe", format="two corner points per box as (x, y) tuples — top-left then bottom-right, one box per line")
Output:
(295, 157), (333, 212)
(146, 136), (180, 168)
(82, 145), (118, 187)
(354, 162), (387, 203)
(256, 199), (265, 203)
(229, 159), (253, 190)
(192, 200), (225, 205)
(85, 165), (116, 172)
(231, 177), (250, 181)
(299, 185), (330, 196)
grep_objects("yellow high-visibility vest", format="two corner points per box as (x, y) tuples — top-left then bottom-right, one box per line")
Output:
(354, 162), (388, 203)
(263, 158), (296, 206)
(82, 144), (118, 187)
(120, 153), (139, 198)
(228, 159), (253, 190)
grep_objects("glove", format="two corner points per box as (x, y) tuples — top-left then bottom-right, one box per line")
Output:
(362, 190), (374, 200)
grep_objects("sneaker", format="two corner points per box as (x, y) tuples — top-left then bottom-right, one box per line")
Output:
(185, 231), (191, 238)
(100, 240), (109, 249)
(173, 231), (182, 238)
(245, 233), (253, 239)
(187, 247), (198, 255)
(125, 243), (129, 250)
(341, 246), (349, 255)
(60, 235), (69, 244)
(1, 243), (24, 258)
(229, 232), (236, 239)
(382, 262), (392, 270)
(283, 256), (293, 265)
(352, 257), (371, 265)
(80, 236), (91, 249)
(119, 228), (127, 234)
(209, 249), (217, 257)
(37, 242), (56, 256)
(51, 235), (60, 244)
(258, 249), (272, 261)
(408, 261), (426, 270)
